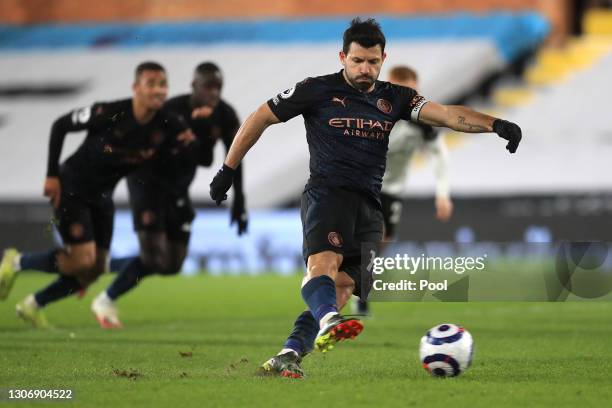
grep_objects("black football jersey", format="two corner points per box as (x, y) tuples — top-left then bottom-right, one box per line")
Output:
(151, 94), (240, 195)
(48, 98), (187, 197)
(267, 70), (427, 204)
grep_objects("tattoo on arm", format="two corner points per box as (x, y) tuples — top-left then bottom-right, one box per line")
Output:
(457, 116), (489, 132)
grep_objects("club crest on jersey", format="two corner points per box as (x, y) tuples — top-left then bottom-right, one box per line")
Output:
(279, 86), (296, 99)
(328, 232), (343, 248)
(377, 98), (392, 114)
(332, 96), (347, 107)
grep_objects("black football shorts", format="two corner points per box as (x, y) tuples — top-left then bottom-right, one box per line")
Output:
(55, 190), (115, 249)
(127, 175), (195, 244)
(300, 186), (383, 298)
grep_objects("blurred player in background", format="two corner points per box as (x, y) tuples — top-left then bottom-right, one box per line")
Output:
(210, 17), (522, 378)
(0, 62), (192, 328)
(353, 65), (453, 316)
(91, 62), (247, 328)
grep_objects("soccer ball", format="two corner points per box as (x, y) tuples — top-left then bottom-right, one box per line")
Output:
(419, 323), (474, 377)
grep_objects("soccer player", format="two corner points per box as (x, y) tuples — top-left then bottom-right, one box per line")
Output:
(0, 62), (191, 328)
(209, 18), (522, 377)
(353, 65), (453, 316)
(91, 62), (247, 328)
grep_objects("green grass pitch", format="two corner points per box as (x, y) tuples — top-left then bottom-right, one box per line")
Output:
(1, 273), (611, 407)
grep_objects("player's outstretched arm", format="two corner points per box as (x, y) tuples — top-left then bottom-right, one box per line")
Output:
(209, 103), (280, 205)
(418, 102), (522, 153)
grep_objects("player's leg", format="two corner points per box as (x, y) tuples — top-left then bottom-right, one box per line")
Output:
(14, 242), (95, 328)
(93, 177), (168, 327)
(94, 196), (190, 328)
(286, 250), (344, 352)
(318, 191), (384, 351)
(260, 187), (361, 377)
(1, 194), (94, 302)
(92, 231), (167, 328)
(0, 246), (64, 302)
(161, 193), (194, 276)
(298, 188), (364, 342)
(74, 195), (135, 330)
(260, 271), (356, 378)
(14, 194), (101, 327)
(301, 250), (344, 325)
(297, 187), (358, 327)
(285, 270), (355, 354)
(95, 194), (191, 327)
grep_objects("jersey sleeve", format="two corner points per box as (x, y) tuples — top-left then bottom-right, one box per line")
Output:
(397, 86), (429, 123)
(266, 78), (320, 122)
(68, 102), (110, 130)
(46, 102), (108, 177)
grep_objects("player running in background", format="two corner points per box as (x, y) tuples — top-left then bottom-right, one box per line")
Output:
(91, 62), (247, 329)
(209, 18), (522, 378)
(0, 62), (192, 328)
(353, 65), (453, 316)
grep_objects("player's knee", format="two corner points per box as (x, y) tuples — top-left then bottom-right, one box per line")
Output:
(73, 251), (96, 273)
(70, 252), (100, 287)
(306, 251), (342, 280)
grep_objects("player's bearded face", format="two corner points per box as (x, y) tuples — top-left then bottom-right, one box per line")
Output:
(133, 70), (168, 110)
(340, 43), (386, 92)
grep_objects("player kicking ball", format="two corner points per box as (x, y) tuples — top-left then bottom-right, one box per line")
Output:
(209, 18), (521, 378)
(0, 62), (192, 328)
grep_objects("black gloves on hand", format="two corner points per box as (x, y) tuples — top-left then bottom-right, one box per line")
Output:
(210, 164), (248, 235)
(231, 194), (248, 236)
(209, 164), (235, 205)
(493, 119), (522, 153)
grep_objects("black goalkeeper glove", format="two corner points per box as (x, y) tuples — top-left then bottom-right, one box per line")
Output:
(231, 193), (248, 236)
(209, 164), (235, 205)
(493, 119), (522, 153)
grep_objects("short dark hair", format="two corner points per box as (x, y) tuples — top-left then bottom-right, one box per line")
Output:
(135, 61), (165, 80)
(389, 65), (418, 82)
(342, 18), (386, 54)
(194, 61), (223, 87)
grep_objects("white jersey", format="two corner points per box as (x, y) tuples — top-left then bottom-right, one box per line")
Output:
(381, 120), (450, 198)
